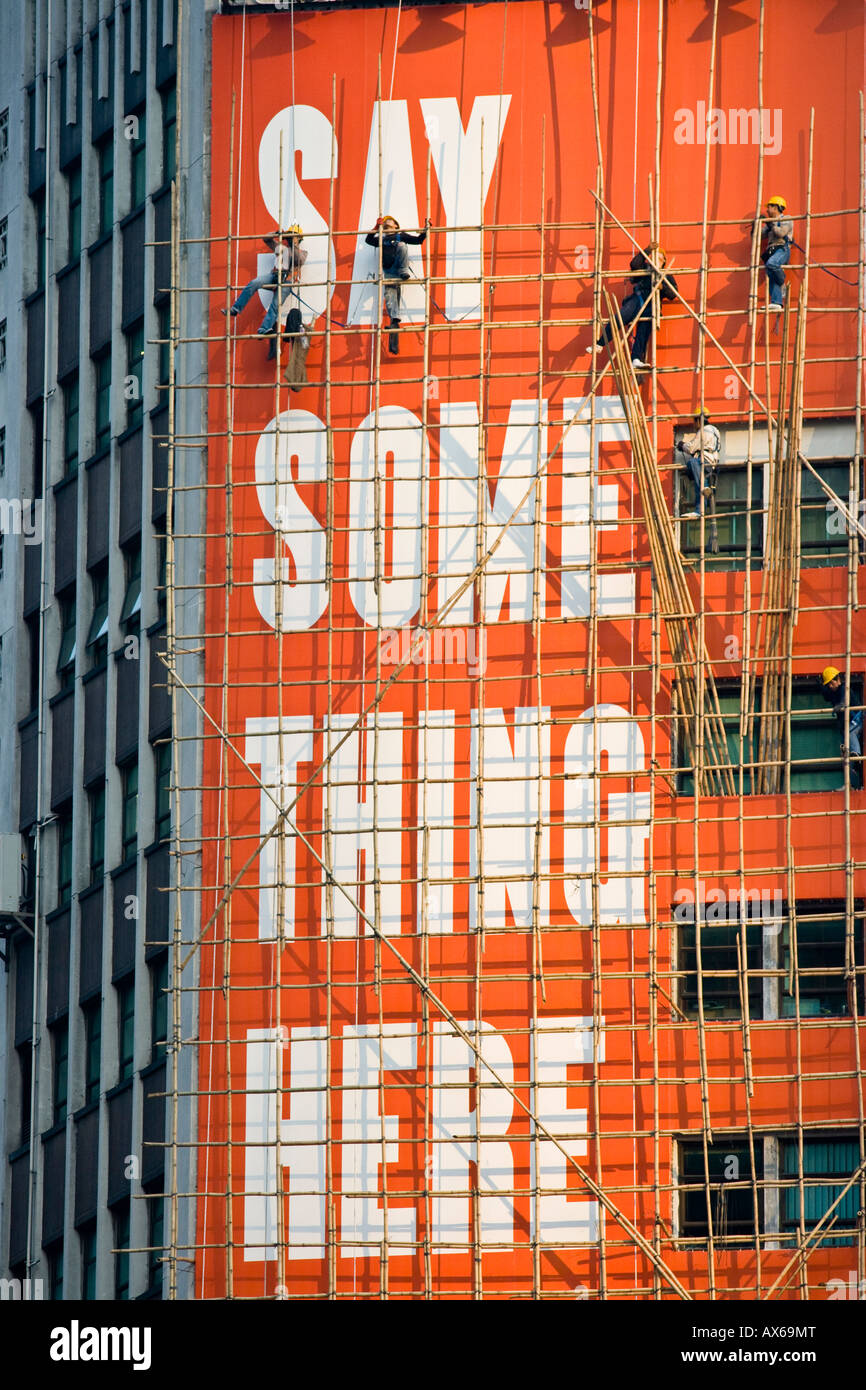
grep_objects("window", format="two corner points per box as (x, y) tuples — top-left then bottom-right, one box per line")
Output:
(155, 523), (167, 616)
(97, 137), (114, 236)
(117, 977), (135, 1082)
(129, 115), (147, 209)
(63, 373), (79, 475)
(126, 321), (144, 427)
(678, 1139), (762, 1244)
(47, 1244), (64, 1301)
(80, 1223), (97, 1300)
(675, 683), (750, 797)
(67, 163), (82, 260)
(151, 954), (168, 1061)
(94, 352), (112, 453)
(27, 612), (40, 711)
(52, 1020), (69, 1125)
(57, 808), (73, 906)
(84, 1001), (101, 1105)
(121, 760), (138, 861)
(155, 742), (171, 843)
(147, 1188), (165, 1294)
(57, 592), (76, 690)
(34, 194), (46, 288)
(157, 301), (171, 393)
(89, 784), (105, 884)
(679, 464), (763, 571)
(801, 462), (856, 569)
(0, 423), (5, 475)
(30, 402), (44, 498)
(0, 107), (8, 162)
(162, 84), (176, 184)
(677, 898), (864, 1022)
(781, 1137), (859, 1247)
(86, 565), (109, 669)
(0, 318), (6, 372)
(0, 216), (7, 270)
(18, 1042), (33, 1147)
(120, 543), (141, 633)
(114, 1204), (131, 1299)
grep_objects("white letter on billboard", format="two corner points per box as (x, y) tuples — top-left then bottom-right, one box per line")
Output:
(417, 710), (455, 934)
(531, 1018), (601, 1245)
(323, 714), (405, 936)
(560, 397), (635, 618)
(437, 401), (478, 625)
(341, 1024), (416, 1257)
(420, 96), (512, 321)
(482, 400), (547, 624)
(244, 718), (315, 941)
(258, 106), (337, 322)
(253, 411), (328, 633)
(469, 707), (550, 931)
(347, 102), (426, 325)
(431, 1021), (515, 1251)
(243, 1027), (327, 1263)
(348, 406), (425, 628)
(563, 705), (650, 926)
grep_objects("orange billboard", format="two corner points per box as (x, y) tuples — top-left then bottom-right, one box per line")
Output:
(198, 1), (866, 1298)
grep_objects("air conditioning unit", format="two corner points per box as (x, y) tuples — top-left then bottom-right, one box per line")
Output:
(0, 834), (22, 914)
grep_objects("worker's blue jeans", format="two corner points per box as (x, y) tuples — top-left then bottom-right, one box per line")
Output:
(763, 243), (790, 307)
(231, 273), (292, 333)
(847, 710), (863, 787)
(599, 285), (651, 361)
(680, 448), (707, 513)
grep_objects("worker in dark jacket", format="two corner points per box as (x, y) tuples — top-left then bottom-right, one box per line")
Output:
(759, 196), (793, 312)
(589, 243), (678, 367)
(365, 215), (430, 354)
(820, 666), (863, 790)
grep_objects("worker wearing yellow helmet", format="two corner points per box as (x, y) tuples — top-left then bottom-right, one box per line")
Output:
(820, 665), (863, 790)
(760, 195), (793, 313)
(221, 226), (308, 360)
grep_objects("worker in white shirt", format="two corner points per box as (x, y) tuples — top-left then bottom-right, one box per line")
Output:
(676, 412), (721, 518)
(221, 226), (307, 355)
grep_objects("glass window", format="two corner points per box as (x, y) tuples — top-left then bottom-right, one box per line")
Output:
(114, 1204), (130, 1299)
(126, 321), (144, 427)
(94, 352), (112, 453)
(676, 684), (753, 797)
(157, 301), (171, 393)
(52, 1020), (69, 1125)
(679, 1139), (762, 1243)
(155, 524), (167, 616)
(680, 465), (763, 571)
(162, 85), (176, 185)
(781, 907), (866, 1019)
(678, 911), (762, 1021)
(147, 1190), (164, 1294)
(89, 784), (105, 884)
(68, 163), (82, 260)
(57, 592), (76, 689)
(155, 742), (171, 843)
(34, 195), (46, 288)
(789, 679), (861, 792)
(0, 108), (8, 162)
(120, 543), (142, 632)
(801, 462), (856, 569)
(122, 760), (138, 861)
(63, 373), (79, 475)
(98, 137), (114, 236)
(57, 809), (73, 906)
(80, 1223), (97, 1300)
(0, 423), (5, 475)
(48, 1244), (64, 1301)
(86, 565), (109, 669)
(781, 1137), (859, 1248)
(118, 977), (135, 1082)
(0, 216), (7, 270)
(0, 318), (6, 372)
(18, 1043), (32, 1146)
(27, 613), (40, 711)
(84, 1001), (101, 1105)
(151, 954), (168, 1061)
(130, 118), (147, 209)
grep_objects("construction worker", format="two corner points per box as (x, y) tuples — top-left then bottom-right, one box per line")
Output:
(588, 243), (678, 368)
(760, 197), (793, 312)
(820, 666), (863, 790)
(365, 215), (430, 354)
(676, 412), (721, 518)
(221, 227), (307, 357)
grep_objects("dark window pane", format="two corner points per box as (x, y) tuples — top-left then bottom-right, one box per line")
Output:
(94, 352), (112, 453)
(162, 85), (176, 184)
(89, 784), (105, 883)
(53, 1020), (69, 1125)
(84, 1001), (101, 1104)
(63, 373), (79, 475)
(118, 978), (135, 1082)
(98, 138), (113, 236)
(80, 1223), (97, 1299)
(680, 1140), (762, 1242)
(151, 954), (168, 1061)
(114, 1204), (130, 1299)
(57, 810), (73, 906)
(126, 321), (144, 427)
(68, 163), (82, 259)
(155, 742), (171, 843)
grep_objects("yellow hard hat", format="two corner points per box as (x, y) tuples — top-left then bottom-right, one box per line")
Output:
(767, 195), (787, 209)
(287, 223), (303, 239)
(821, 666), (840, 685)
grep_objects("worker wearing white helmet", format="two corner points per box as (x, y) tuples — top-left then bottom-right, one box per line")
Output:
(820, 665), (863, 790)
(760, 196), (794, 313)
(221, 225), (307, 358)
